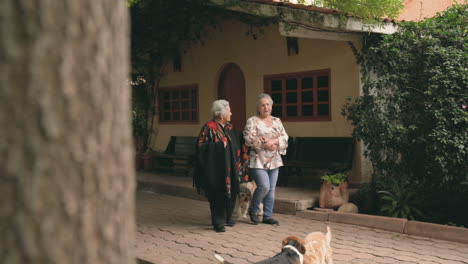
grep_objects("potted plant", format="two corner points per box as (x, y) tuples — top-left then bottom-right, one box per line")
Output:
(319, 171), (350, 209)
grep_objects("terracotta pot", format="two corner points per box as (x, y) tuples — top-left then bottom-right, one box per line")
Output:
(319, 181), (349, 209)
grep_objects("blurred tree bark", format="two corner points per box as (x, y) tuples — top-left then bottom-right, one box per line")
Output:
(0, 1), (135, 263)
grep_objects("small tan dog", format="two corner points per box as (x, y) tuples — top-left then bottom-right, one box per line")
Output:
(234, 182), (254, 219)
(303, 226), (333, 264)
(234, 181), (263, 219)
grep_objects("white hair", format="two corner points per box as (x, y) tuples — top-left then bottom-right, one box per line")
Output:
(211, 99), (230, 118)
(256, 93), (273, 108)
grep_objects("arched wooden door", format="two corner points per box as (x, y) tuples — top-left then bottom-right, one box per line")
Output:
(218, 63), (246, 130)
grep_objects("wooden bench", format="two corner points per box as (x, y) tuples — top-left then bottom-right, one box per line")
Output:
(153, 136), (197, 176)
(279, 137), (355, 186)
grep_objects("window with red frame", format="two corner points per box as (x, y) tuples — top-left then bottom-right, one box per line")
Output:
(264, 69), (331, 121)
(159, 84), (198, 123)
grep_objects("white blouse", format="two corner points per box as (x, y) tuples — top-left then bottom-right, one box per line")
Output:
(243, 116), (289, 170)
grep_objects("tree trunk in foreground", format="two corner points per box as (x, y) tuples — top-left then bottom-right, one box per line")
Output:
(0, 1), (134, 263)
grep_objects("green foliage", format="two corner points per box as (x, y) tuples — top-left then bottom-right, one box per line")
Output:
(127, 0), (139, 7)
(130, 0), (217, 73)
(311, 0), (404, 21)
(420, 182), (468, 227)
(130, 76), (151, 152)
(343, 4), (468, 225)
(129, 0), (218, 151)
(321, 171), (348, 185)
(378, 180), (425, 220)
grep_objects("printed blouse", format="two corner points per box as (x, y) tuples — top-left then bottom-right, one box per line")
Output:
(243, 116), (288, 170)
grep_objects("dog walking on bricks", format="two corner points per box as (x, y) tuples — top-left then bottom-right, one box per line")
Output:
(215, 236), (306, 264)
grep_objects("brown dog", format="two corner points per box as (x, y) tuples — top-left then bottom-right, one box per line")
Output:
(303, 226), (333, 264)
(215, 235), (306, 264)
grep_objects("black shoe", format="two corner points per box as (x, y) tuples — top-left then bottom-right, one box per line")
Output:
(214, 225), (226, 232)
(225, 219), (236, 227)
(249, 211), (260, 225)
(262, 218), (279, 225)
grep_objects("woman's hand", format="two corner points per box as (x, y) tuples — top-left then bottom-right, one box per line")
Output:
(261, 137), (279, 151)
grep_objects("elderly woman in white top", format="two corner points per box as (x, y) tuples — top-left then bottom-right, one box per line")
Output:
(243, 93), (288, 225)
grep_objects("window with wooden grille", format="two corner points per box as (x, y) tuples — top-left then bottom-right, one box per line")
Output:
(264, 69), (331, 121)
(159, 84), (198, 124)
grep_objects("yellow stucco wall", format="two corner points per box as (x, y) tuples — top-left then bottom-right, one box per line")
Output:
(154, 18), (369, 183)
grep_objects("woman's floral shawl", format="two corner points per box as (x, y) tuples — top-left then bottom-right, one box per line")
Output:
(193, 120), (249, 199)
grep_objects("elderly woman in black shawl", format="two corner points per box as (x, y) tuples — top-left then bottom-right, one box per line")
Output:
(193, 99), (249, 232)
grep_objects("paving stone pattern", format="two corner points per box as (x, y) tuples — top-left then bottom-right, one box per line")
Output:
(135, 191), (468, 264)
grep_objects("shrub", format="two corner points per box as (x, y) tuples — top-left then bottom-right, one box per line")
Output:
(343, 4), (468, 226)
(378, 180), (425, 220)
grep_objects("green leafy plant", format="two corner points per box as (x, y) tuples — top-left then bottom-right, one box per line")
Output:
(321, 171), (348, 185)
(342, 4), (468, 226)
(310, 0), (404, 22)
(378, 181), (424, 220)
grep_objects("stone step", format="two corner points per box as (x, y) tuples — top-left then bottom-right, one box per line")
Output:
(137, 172), (319, 215)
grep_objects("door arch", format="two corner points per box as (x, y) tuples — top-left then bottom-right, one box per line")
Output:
(217, 63), (246, 130)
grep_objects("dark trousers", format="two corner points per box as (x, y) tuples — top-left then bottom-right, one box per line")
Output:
(208, 194), (237, 226)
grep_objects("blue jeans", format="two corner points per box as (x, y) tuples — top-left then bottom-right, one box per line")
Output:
(249, 168), (279, 219)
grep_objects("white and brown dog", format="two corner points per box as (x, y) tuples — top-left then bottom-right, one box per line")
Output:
(234, 181), (263, 220)
(303, 226), (333, 264)
(215, 236), (306, 264)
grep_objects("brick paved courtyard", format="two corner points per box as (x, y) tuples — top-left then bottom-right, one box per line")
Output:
(135, 191), (468, 264)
